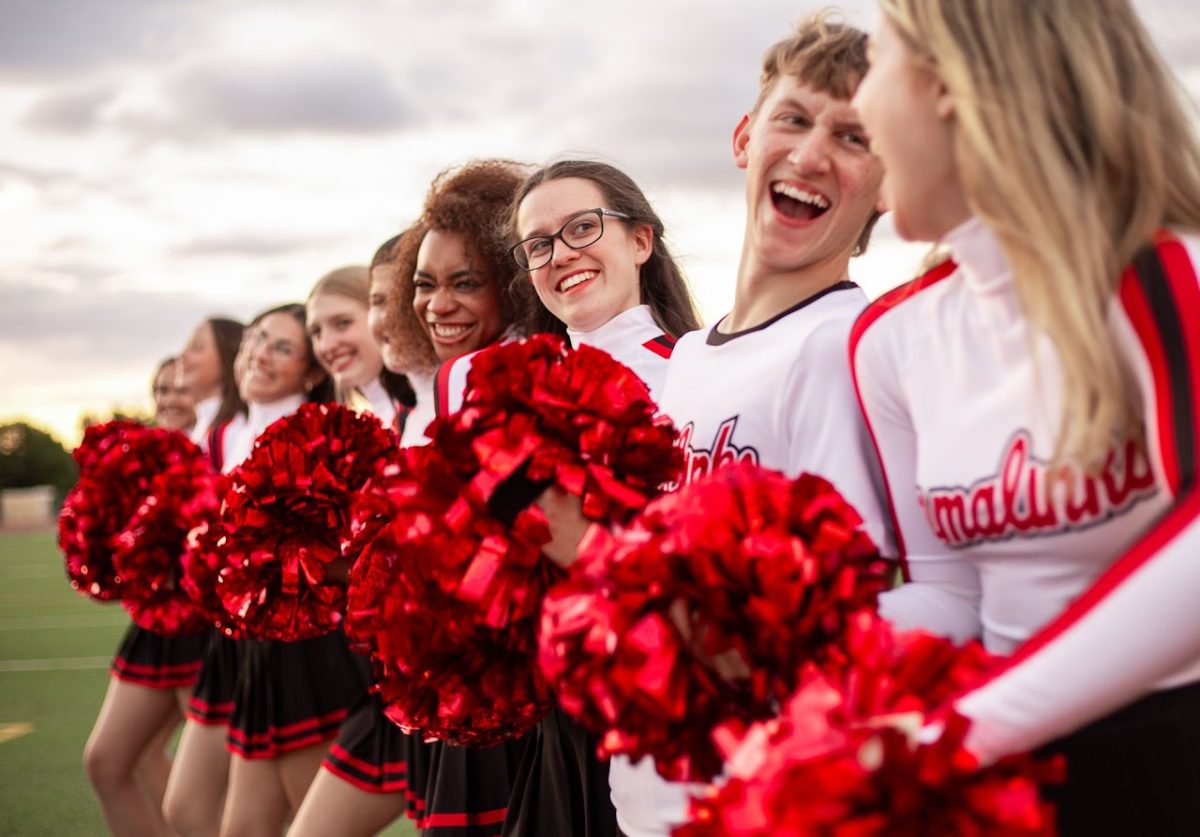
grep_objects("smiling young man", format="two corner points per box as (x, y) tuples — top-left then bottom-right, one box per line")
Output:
(619, 16), (895, 837)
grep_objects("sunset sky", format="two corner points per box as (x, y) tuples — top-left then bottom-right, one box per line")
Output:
(2, 0), (1198, 446)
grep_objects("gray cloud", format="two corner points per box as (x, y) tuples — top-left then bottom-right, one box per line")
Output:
(147, 55), (412, 137)
(0, 0), (201, 80)
(170, 231), (334, 259)
(23, 81), (118, 133)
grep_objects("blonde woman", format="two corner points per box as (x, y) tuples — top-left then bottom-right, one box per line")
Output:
(851, 0), (1200, 832)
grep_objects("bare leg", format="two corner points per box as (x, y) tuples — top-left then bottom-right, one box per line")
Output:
(289, 766), (407, 837)
(133, 704), (182, 809)
(84, 676), (180, 837)
(163, 719), (230, 837)
(218, 756), (290, 837)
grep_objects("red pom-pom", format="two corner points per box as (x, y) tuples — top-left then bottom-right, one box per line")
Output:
(179, 476), (242, 637)
(431, 333), (682, 525)
(58, 422), (191, 602)
(348, 336), (682, 745)
(679, 619), (1061, 836)
(114, 436), (220, 636)
(346, 445), (554, 746)
(215, 403), (398, 641)
(538, 462), (889, 782)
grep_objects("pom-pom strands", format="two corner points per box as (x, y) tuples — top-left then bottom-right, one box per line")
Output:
(538, 463), (889, 782)
(215, 403), (397, 641)
(347, 445), (556, 746)
(59, 421), (199, 602)
(679, 618), (1061, 837)
(114, 444), (219, 636)
(349, 335), (681, 745)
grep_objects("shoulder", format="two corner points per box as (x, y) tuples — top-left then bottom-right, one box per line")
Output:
(851, 258), (959, 359)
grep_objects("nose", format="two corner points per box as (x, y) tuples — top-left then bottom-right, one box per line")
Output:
(549, 235), (580, 269)
(788, 129), (833, 175)
(427, 286), (458, 315)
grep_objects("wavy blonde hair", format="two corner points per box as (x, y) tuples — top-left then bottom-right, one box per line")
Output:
(881, 0), (1200, 464)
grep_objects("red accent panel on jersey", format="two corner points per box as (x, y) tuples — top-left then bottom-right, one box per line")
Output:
(643, 334), (676, 359)
(951, 234), (1200, 705)
(849, 259), (958, 580)
(208, 419), (231, 472)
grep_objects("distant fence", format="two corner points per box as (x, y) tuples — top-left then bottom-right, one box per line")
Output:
(1, 486), (56, 529)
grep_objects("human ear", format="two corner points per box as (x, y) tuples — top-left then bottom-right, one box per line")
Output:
(732, 114), (751, 169)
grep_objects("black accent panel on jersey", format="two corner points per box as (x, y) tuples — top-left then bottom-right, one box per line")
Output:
(208, 420), (227, 472)
(1133, 245), (1196, 494)
(706, 280), (858, 346)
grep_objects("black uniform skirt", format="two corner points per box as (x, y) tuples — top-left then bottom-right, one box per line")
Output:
(501, 708), (617, 837)
(110, 623), (206, 689)
(185, 630), (242, 726)
(413, 734), (529, 836)
(1042, 678), (1200, 836)
(322, 691), (414, 795)
(226, 631), (371, 759)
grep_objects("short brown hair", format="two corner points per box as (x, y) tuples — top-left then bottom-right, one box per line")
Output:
(753, 14), (878, 256)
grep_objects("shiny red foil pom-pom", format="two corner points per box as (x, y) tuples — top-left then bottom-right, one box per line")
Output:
(115, 444), (221, 637)
(430, 333), (682, 526)
(59, 422), (196, 602)
(679, 620), (1060, 836)
(348, 336), (682, 746)
(346, 445), (555, 746)
(538, 462), (889, 782)
(215, 403), (398, 641)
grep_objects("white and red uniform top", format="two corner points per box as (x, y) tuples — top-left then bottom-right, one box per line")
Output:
(357, 376), (398, 429)
(399, 371), (435, 448)
(220, 394), (305, 474)
(851, 216), (1200, 763)
(618, 284), (894, 837)
(189, 395), (247, 474)
(432, 327), (523, 419)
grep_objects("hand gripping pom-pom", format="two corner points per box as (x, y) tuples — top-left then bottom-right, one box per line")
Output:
(538, 462), (890, 782)
(214, 403), (398, 641)
(678, 617), (1062, 836)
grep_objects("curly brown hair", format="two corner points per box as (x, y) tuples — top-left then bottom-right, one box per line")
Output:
(388, 159), (530, 342)
(376, 223), (440, 377)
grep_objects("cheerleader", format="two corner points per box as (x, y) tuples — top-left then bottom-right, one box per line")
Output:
(83, 355), (204, 837)
(850, 1), (1200, 832)
(392, 159), (533, 837)
(501, 159), (701, 837)
(208, 302), (368, 836)
(306, 264), (416, 426)
(178, 317), (247, 463)
(163, 319), (246, 837)
(289, 231), (442, 837)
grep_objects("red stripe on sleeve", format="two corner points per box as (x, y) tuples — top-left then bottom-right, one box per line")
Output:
(434, 359), (455, 418)
(643, 334), (675, 359)
(849, 258), (958, 579)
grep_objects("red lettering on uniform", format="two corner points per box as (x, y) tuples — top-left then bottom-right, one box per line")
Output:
(670, 417), (760, 489)
(921, 430), (1157, 548)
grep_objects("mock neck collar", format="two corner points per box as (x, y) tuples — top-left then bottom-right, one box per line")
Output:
(247, 394), (305, 437)
(942, 216), (1013, 296)
(566, 304), (660, 351)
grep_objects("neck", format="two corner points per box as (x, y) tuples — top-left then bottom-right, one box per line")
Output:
(724, 244), (851, 333)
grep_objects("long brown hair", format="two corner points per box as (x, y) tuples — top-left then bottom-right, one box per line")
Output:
(507, 159), (702, 339)
(205, 317), (246, 426)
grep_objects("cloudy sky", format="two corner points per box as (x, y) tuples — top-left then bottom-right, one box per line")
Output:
(2, 0), (1198, 446)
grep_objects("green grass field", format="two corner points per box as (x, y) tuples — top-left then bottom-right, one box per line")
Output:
(0, 530), (414, 836)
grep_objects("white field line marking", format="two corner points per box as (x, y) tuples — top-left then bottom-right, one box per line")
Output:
(0, 656), (110, 672)
(0, 613), (128, 631)
(0, 722), (35, 744)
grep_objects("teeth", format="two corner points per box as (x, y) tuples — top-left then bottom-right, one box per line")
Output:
(772, 183), (829, 209)
(559, 271), (596, 292)
(430, 323), (471, 338)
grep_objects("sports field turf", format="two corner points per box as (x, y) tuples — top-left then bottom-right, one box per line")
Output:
(0, 529), (414, 836)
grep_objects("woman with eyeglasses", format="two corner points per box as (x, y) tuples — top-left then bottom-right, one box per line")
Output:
(850, 1), (1200, 832)
(204, 301), (375, 837)
(499, 160), (701, 837)
(83, 355), (206, 837)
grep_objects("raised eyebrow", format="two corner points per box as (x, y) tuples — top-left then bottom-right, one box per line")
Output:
(523, 207), (597, 238)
